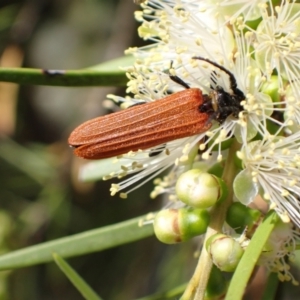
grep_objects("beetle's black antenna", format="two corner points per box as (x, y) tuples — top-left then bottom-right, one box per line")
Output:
(168, 61), (190, 89)
(192, 56), (238, 94)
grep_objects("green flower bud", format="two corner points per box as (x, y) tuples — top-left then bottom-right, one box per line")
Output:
(176, 170), (228, 209)
(226, 202), (262, 236)
(207, 161), (225, 178)
(206, 234), (244, 272)
(153, 207), (210, 244)
(205, 266), (228, 299)
(261, 75), (280, 104)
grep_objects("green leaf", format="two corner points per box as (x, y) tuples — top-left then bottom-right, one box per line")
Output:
(53, 253), (102, 300)
(0, 56), (134, 87)
(0, 213), (154, 270)
(135, 283), (187, 300)
(0, 137), (55, 185)
(225, 210), (279, 300)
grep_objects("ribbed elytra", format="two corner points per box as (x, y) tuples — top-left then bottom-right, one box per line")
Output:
(69, 89), (210, 159)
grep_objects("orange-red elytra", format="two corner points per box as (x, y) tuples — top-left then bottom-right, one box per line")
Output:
(68, 57), (245, 160)
(69, 88), (211, 159)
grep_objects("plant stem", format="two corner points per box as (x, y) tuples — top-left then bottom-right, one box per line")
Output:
(181, 139), (240, 300)
(0, 67), (127, 86)
(0, 56), (134, 87)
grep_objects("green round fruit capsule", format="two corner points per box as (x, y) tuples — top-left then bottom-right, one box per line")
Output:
(226, 202), (262, 235)
(153, 207), (210, 244)
(206, 233), (244, 272)
(176, 169), (228, 209)
(261, 75), (280, 104)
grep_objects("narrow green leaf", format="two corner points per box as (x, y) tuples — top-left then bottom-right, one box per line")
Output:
(135, 283), (187, 300)
(0, 56), (134, 87)
(53, 253), (102, 300)
(0, 137), (55, 185)
(0, 214), (154, 270)
(225, 210), (279, 300)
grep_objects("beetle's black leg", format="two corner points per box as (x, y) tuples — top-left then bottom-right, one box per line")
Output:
(148, 144), (166, 157)
(210, 70), (218, 89)
(168, 61), (190, 89)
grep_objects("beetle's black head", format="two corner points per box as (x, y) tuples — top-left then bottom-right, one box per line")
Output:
(200, 85), (244, 124)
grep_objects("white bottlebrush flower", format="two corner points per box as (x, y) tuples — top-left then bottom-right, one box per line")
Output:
(78, 0), (300, 229)
(250, 0), (300, 89)
(112, 2), (283, 199)
(97, 1), (259, 198)
(235, 130), (300, 227)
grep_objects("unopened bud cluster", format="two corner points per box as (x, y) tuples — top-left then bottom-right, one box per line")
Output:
(153, 169), (226, 244)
